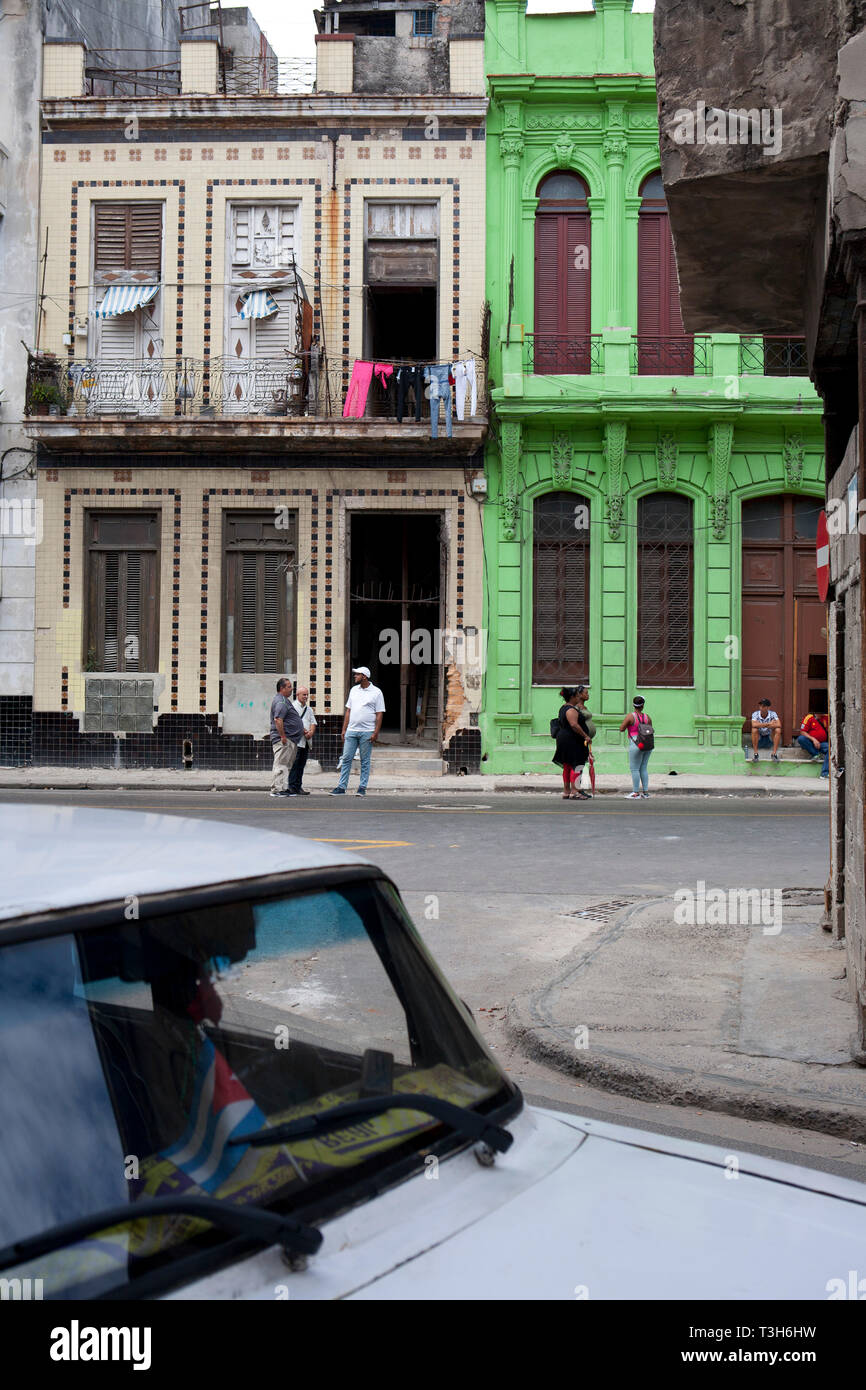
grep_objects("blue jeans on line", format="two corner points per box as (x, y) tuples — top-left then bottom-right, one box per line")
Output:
(628, 741), (652, 793)
(797, 734), (829, 776)
(337, 730), (373, 790)
(424, 365), (453, 439)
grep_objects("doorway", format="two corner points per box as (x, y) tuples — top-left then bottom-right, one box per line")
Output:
(347, 513), (444, 744)
(741, 495), (827, 744)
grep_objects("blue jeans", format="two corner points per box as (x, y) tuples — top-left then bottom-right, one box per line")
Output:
(628, 741), (652, 793)
(337, 730), (373, 790)
(797, 734), (829, 776)
(424, 365), (453, 439)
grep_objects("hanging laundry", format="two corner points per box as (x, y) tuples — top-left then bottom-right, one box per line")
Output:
(452, 358), (477, 421)
(395, 364), (424, 423)
(423, 364), (453, 439)
(343, 360), (375, 418)
(373, 362), (393, 390)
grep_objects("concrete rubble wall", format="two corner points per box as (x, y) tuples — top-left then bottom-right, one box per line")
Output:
(652, 0), (853, 332)
(828, 427), (866, 1053)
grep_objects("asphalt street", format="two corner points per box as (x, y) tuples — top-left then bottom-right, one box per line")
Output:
(5, 788), (863, 1185)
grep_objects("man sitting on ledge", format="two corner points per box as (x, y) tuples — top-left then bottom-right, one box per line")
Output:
(749, 699), (781, 762)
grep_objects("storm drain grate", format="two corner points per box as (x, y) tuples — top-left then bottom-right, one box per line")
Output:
(562, 897), (640, 922)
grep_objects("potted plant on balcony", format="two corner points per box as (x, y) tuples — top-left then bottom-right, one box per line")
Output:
(28, 381), (66, 416)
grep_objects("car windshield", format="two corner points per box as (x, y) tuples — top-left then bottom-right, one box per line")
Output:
(0, 874), (513, 1298)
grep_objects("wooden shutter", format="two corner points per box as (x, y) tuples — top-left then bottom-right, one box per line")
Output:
(222, 512), (296, 673)
(534, 212), (591, 371)
(85, 513), (160, 672)
(638, 213), (663, 337)
(564, 213), (591, 337)
(638, 207), (689, 374)
(93, 205), (131, 273)
(532, 493), (590, 682)
(94, 203), (162, 274)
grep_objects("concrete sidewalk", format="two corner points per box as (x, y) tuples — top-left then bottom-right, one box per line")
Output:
(508, 893), (866, 1140)
(0, 765), (829, 796)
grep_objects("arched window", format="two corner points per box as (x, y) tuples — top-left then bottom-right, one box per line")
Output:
(637, 493), (693, 684)
(533, 172), (591, 374)
(533, 492), (591, 682)
(637, 171), (692, 375)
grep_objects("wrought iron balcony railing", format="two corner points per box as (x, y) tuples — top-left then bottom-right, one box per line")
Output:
(36, 355), (486, 425)
(739, 335), (808, 376)
(524, 334), (603, 376)
(631, 335), (711, 376)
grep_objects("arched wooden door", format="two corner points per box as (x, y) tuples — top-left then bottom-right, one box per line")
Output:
(741, 495), (827, 743)
(637, 172), (691, 375)
(533, 172), (591, 374)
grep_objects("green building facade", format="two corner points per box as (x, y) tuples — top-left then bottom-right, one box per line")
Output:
(481, 0), (826, 776)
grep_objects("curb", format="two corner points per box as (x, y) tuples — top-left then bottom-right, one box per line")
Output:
(0, 780), (827, 797)
(506, 995), (866, 1143)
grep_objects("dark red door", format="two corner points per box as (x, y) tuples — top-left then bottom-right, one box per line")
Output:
(533, 173), (591, 373)
(637, 173), (691, 375)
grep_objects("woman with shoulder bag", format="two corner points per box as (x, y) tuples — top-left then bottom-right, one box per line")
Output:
(619, 694), (654, 799)
(552, 685), (592, 801)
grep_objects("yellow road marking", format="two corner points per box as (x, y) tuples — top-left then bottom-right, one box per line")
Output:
(310, 836), (414, 850)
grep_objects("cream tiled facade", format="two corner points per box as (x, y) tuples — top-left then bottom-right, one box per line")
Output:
(27, 39), (488, 769)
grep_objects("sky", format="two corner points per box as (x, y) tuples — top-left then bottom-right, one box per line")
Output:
(245, 0), (655, 59)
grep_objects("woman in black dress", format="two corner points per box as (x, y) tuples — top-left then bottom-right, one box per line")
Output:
(553, 685), (592, 800)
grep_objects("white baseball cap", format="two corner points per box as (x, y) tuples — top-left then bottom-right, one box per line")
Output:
(352, 665), (371, 678)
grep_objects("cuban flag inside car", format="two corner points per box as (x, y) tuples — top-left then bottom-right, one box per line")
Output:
(162, 1036), (266, 1193)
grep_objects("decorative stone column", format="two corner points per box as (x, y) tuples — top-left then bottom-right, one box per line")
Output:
(709, 421), (734, 539)
(500, 419), (522, 541)
(499, 128), (525, 338)
(603, 130), (628, 325)
(604, 420), (628, 539)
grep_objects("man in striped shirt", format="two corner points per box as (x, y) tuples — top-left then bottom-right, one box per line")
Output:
(750, 699), (781, 761)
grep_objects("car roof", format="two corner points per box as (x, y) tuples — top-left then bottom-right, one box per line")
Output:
(0, 803), (370, 923)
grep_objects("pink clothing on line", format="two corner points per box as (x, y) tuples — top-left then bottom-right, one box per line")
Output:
(374, 362), (393, 390)
(343, 360), (375, 418)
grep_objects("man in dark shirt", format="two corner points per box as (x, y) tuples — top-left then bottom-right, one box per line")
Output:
(269, 677), (305, 798)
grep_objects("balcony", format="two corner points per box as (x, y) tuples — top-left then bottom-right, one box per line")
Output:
(739, 335), (809, 376)
(524, 334), (603, 375)
(24, 354), (488, 457)
(631, 335), (711, 376)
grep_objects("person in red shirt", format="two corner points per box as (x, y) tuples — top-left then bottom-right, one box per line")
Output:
(797, 711), (830, 777)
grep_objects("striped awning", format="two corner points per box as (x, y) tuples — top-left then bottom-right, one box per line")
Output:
(94, 284), (159, 319)
(239, 289), (280, 320)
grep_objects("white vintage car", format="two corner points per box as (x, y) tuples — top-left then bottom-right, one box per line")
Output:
(0, 804), (863, 1301)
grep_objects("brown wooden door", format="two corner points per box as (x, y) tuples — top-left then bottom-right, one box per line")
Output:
(741, 496), (825, 743)
(637, 173), (691, 375)
(533, 173), (591, 374)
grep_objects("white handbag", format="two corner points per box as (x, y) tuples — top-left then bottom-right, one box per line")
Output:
(579, 763), (592, 793)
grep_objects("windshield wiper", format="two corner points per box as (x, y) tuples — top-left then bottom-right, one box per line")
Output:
(0, 1196), (322, 1274)
(231, 1093), (514, 1155)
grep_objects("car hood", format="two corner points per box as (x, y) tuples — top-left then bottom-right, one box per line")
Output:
(171, 1106), (866, 1301)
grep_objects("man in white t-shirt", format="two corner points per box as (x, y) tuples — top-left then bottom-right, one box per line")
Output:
(749, 698), (781, 761)
(331, 665), (385, 797)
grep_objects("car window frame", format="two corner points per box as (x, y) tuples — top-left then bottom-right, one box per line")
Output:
(0, 862), (522, 1300)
